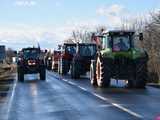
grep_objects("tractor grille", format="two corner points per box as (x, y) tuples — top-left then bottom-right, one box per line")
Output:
(114, 57), (131, 65)
(113, 57), (133, 79)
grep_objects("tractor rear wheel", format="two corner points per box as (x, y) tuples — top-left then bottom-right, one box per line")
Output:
(128, 61), (147, 89)
(40, 68), (46, 81)
(96, 56), (110, 87)
(127, 79), (134, 88)
(58, 59), (69, 75)
(17, 68), (24, 82)
(135, 64), (148, 88)
(58, 60), (61, 74)
(90, 61), (97, 86)
(71, 61), (80, 79)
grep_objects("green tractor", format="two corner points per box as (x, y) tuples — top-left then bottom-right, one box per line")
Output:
(90, 30), (148, 88)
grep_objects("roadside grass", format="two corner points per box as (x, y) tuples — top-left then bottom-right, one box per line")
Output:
(158, 80), (160, 85)
(0, 85), (10, 91)
(0, 63), (16, 96)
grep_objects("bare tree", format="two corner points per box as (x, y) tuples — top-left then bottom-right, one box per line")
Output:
(68, 26), (107, 43)
(64, 38), (75, 43)
(120, 12), (160, 82)
(143, 11), (160, 82)
(71, 29), (92, 43)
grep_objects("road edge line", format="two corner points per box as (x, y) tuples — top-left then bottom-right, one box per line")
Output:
(48, 71), (143, 119)
(6, 76), (17, 120)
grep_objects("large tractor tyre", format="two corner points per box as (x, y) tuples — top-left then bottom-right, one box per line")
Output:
(47, 65), (52, 70)
(60, 60), (69, 75)
(52, 65), (56, 72)
(90, 61), (97, 86)
(127, 79), (134, 88)
(134, 64), (147, 88)
(129, 62), (147, 89)
(58, 60), (61, 74)
(127, 69), (135, 88)
(40, 69), (46, 81)
(52, 63), (58, 72)
(128, 76), (146, 89)
(17, 69), (24, 82)
(53, 67), (57, 72)
(46, 61), (52, 70)
(71, 62), (80, 79)
(96, 56), (111, 87)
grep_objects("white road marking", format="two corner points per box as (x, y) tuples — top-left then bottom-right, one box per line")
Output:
(62, 79), (68, 82)
(93, 93), (107, 101)
(92, 94), (143, 118)
(48, 72), (143, 119)
(68, 81), (77, 86)
(64, 79), (143, 119)
(6, 77), (17, 120)
(92, 93), (143, 118)
(98, 104), (116, 108)
(77, 86), (88, 91)
(111, 103), (143, 118)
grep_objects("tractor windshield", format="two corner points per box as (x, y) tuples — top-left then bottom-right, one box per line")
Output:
(65, 46), (76, 55)
(79, 45), (96, 57)
(112, 36), (130, 51)
(23, 49), (40, 59)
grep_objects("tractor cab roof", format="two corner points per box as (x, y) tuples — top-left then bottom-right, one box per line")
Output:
(53, 50), (61, 53)
(78, 43), (96, 46)
(63, 43), (76, 46)
(22, 47), (40, 51)
(107, 30), (135, 36)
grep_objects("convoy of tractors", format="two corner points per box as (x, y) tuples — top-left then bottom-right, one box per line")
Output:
(17, 30), (149, 89)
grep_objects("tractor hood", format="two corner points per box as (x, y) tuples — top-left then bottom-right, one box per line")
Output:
(101, 48), (148, 60)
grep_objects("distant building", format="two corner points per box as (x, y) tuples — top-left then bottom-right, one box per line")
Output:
(0, 45), (6, 63)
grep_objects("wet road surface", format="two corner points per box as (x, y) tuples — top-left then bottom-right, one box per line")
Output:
(7, 71), (160, 120)
(0, 75), (15, 120)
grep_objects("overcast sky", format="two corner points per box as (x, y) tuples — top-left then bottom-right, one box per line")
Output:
(0, 0), (159, 50)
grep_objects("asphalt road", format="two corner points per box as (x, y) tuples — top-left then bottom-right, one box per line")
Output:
(6, 71), (160, 120)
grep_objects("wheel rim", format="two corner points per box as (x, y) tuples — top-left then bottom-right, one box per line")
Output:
(97, 62), (100, 80)
(71, 65), (73, 77)
(90, 65), (94, 84)
(96, 58), (102, 86)
(58, 60), (61, 73)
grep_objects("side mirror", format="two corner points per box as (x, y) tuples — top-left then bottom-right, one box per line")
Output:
(97, 35), (105, 38)
(45, 49), (48, 53)
(139, 33), (143, 41)
(58, 45), (62, 50)
(62, 46), (65, 50)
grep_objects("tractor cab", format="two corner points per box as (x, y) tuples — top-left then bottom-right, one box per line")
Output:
(58, 43), (76, 75)
(70, 43), (97, 79)
(100, 31), (135, 52)
(59, 43), (77, 60)
(92, 30), (144, 52)
(63, 43), (76, 56)
(22, 48), (41, 59)
(77, 43), (97, 58)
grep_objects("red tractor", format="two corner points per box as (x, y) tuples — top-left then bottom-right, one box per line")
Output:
(52, 50), (61, 71)
(17, 47), (46, 82)
(58, 43), (76, 75)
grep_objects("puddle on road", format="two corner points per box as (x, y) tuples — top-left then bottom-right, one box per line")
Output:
(24, 74), (39, 81)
